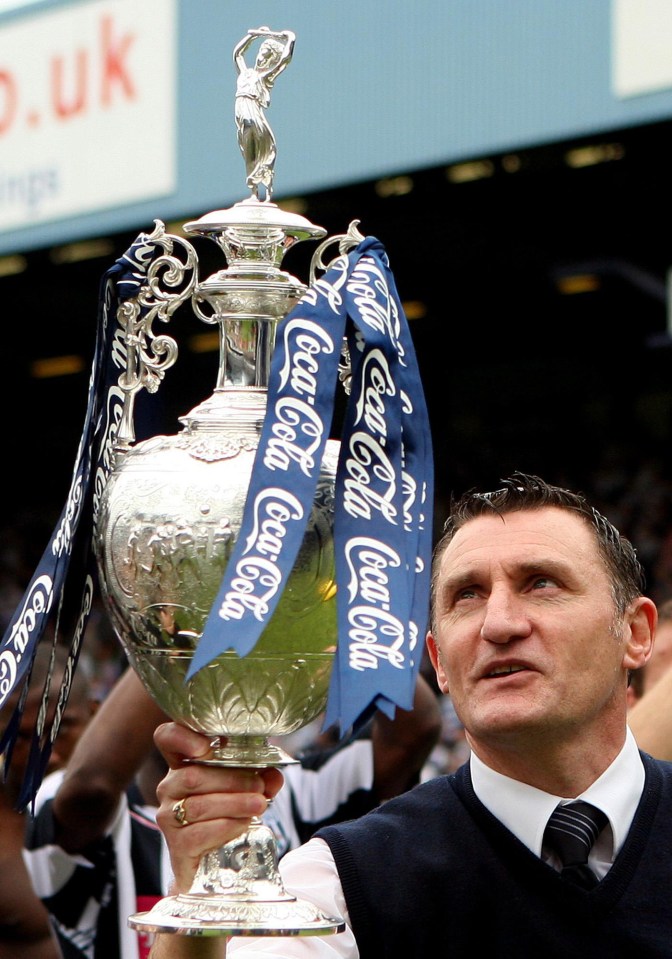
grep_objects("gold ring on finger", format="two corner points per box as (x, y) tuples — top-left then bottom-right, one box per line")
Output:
(173, 797), (190, 827)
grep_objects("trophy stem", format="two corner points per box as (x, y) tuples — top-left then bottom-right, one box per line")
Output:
(128, 815), (344, 936)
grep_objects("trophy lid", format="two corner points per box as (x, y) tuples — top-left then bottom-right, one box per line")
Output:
(184, 197), (326, 244)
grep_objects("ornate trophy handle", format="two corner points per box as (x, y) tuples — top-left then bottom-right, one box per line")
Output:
(115, 220), (199, 450)
(309, 219), (367, 396)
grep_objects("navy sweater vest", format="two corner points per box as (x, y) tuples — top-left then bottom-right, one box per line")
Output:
(317, 753), (672, 958)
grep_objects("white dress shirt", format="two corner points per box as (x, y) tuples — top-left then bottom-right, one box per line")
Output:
(469, 726), (644, 878)
(228, 728), (645, 958)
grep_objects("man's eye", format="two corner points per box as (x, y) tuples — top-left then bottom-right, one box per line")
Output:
(531, 576), (555, 590)
(456, 587), (478, 601)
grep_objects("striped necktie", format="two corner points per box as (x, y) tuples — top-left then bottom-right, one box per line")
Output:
(543, 800), (608, 889)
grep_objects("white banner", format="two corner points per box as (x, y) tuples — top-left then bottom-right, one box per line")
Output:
(0, 0), (176, 232)
(612, 0), (672, 98)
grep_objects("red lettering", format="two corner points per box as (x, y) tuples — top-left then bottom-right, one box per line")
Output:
(51, 50), (88, 118)
(0, 69), (17, 136)
(100, 15), (135, 106)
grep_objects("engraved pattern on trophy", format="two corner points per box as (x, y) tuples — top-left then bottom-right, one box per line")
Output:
(174, 431), (258, 463)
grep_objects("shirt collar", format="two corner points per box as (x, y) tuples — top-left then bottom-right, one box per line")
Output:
(469, 727), (644, 859)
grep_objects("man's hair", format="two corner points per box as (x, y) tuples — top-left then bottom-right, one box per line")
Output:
(431, 471), (645, 626)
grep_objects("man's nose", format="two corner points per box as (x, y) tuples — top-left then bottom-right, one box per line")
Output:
(480, 588), (532, 644)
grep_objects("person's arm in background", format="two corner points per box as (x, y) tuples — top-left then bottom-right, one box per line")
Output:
(369, 671), (441, 799)
(0, 644), (77, 959)
(51, 667), (168, 852)
(628, 661), (672, 761)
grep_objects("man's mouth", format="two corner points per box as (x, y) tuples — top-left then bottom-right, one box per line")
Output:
(486, 664), (527, 678)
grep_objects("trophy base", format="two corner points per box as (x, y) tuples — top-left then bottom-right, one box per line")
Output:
(128, 893), (345, 937)
(132, 816), (344, 937)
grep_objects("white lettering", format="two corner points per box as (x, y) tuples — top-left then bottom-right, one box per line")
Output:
(301, 255), (349, 311)
(278, 319), (335, 395)
(342, 431), (397, 522)
(217, 557), (283, 623)
(243, 488), (304, 559)
(354, 349), (395, 446)
(216, 489), (305, 624)
(264, 397), (325, 476)
(346, 259), (394, 338)
(0, 574), (54, 707)
(347, 605), (406, 671)
(0, 650), (18, 701)
(344, 536), (400, 604)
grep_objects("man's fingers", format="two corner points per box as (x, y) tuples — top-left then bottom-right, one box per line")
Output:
(154, 721), (215, 768)
(155, 778), (280, 895)
(151, 727), (286, 895)
(158, 789), (268, 833)
(155, 760), (285, 833)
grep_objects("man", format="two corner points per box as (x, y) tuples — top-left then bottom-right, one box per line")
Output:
(149, 472), (671, 958)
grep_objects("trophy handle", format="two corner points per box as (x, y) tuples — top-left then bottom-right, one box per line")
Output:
(308, 218), (365, 285)
(115, 220), (199, 450)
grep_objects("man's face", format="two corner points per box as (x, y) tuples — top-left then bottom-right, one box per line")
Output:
(427, 507), (644, 755)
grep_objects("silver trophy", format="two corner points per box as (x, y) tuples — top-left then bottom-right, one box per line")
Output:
(94, 27), (353, 936)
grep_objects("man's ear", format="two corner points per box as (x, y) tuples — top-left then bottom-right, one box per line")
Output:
(623, 597), (657, 672)
(426, 631), (449, 694)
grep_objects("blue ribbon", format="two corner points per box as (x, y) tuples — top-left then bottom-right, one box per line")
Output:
(325, 246), (434, 730)
(189, 237), (433, 733)
(0, 232), (160, 807)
